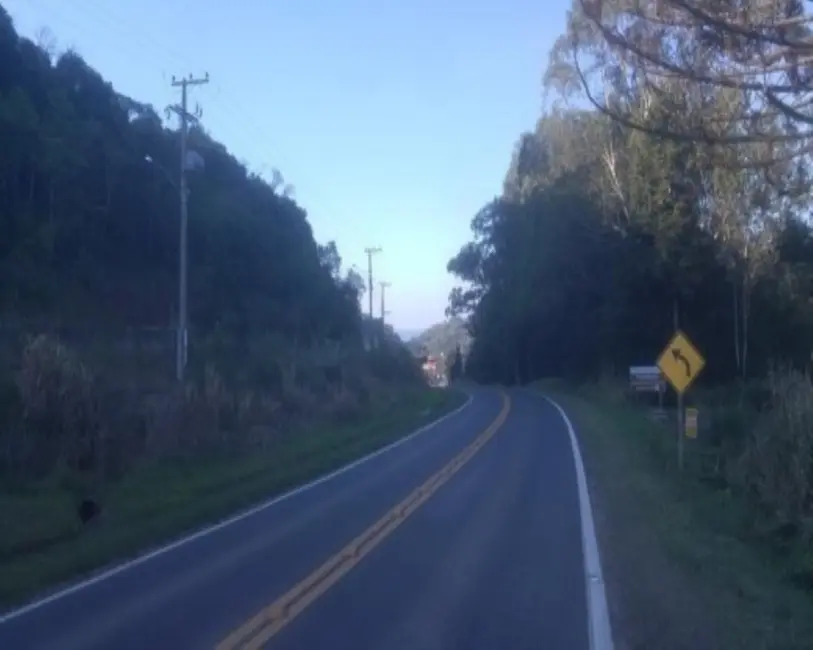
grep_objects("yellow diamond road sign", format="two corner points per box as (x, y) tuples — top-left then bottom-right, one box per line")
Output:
(657, 330), (705, 394)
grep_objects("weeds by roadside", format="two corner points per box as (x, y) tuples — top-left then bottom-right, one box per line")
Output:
(538, 375), (813, 650)
(0, 331), (460, 609)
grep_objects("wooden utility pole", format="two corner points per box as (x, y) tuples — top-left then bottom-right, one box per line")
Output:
(379, 281), (391, 324)
(168, 73), (208, 381)
(364, 246), (382, 320)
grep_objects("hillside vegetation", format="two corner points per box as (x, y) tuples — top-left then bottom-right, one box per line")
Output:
(447, 2), (813, 648)
(406, 317), (471, 359)
(0, 3), (425, 474)
(0, 8), (360, 336)
(0, 6), (454, 605)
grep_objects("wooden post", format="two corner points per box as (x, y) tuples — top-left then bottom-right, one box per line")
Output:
(677, 392), (684, 471)
(673, 296), (684, 471)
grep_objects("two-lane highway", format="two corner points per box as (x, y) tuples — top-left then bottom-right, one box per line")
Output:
(0, 387), (611, 650)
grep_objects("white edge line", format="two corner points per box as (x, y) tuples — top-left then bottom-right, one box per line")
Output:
(0, 391), (474, 625)
(543, 394), (614, 650)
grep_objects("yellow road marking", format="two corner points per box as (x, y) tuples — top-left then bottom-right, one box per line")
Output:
(215, 390), (511, 650)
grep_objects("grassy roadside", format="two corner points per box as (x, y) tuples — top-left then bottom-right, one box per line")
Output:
(0, 386), (465, 611)
(537, 382), (813, 650)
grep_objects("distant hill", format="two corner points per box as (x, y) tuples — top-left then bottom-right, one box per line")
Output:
(406, 318), (471, 359)
(396, 328), (424, 342)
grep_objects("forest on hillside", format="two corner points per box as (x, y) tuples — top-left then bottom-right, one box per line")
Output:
(0, 5), (421, 486)
(0, 7), (361, 340)
(447, 2), (813, 543)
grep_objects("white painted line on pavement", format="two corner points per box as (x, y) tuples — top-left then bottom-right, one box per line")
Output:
(0, 391), (474, 625)
(544, 395), (614, 650)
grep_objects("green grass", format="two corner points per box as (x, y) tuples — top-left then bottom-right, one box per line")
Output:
(0, 386), (465, 610)
(537, 381), (813, 650)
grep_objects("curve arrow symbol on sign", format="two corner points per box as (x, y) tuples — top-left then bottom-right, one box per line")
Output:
(671, 348), (691, 377)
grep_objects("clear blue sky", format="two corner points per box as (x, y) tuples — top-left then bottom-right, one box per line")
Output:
(5, 0), (567, 333)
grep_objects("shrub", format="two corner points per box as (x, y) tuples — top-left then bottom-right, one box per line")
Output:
(17, 334), (102, 479)
(738, 370), (813, 540)
(321, 386), (362, 424)
(1, 330), (428, 487)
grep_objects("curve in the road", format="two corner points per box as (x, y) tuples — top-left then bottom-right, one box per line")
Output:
(541, 393), (613, 650)
(216, 390), (511, 650)
(0, 387), (614, 650)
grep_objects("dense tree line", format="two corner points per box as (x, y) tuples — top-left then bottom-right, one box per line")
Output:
(449, 1), (813, 386)
(0, 6), (363, 344)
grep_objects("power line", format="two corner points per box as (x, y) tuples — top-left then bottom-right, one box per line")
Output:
(25, 0), (276, 177)
(168, 72), (209, 382)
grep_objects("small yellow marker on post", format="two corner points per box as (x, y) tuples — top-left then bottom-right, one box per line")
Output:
(685, 407), (698, 439)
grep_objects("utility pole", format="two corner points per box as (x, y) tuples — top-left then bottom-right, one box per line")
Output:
(379, 281), (391, 324)
(168, 72), (208, 381)
(364, 247), (382, 320)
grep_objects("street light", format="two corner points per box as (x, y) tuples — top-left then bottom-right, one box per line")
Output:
(184, 150), (204, 172)
(145, 151), (204, 186)
(144, 155), (174, 187)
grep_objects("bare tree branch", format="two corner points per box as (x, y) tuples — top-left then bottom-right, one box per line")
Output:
(553, 0), (813, 170)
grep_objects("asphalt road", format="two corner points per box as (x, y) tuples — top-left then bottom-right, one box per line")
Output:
(0, 387), (594, 650)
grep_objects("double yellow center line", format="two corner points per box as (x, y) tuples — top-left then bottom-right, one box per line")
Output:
(216, 390), (511, 650)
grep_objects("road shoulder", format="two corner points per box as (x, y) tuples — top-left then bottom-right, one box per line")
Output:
(538, 385), (813, 650)
(1, 387), (466, 612)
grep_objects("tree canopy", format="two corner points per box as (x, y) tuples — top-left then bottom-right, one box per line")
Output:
(449, 104), (813, 385)
(547, 1), (813, 178)
(0, 6), (363, 345)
